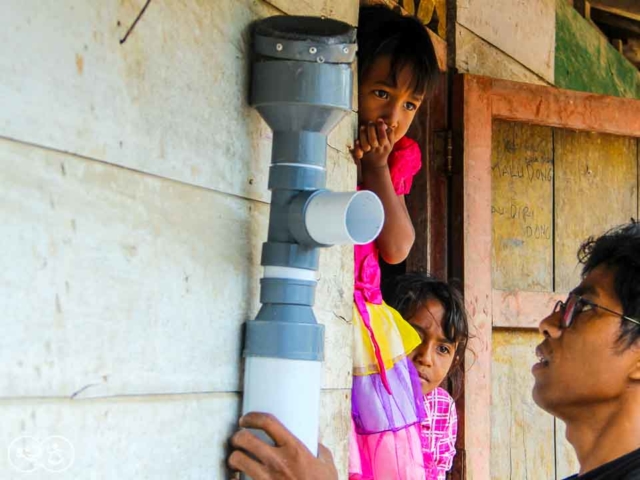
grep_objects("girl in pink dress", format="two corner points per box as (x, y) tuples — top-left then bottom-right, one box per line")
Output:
(349, 5), (440, 479)
(387, 273), (470, 479)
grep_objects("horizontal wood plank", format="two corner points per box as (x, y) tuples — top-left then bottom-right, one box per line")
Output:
(492, 290), (566, 329)
(456, 25), (549, 86)
(264, 0), (358, 25)
(0, 0), (357, 203)
(0, 138), (353, 397)
(0, 389), (350, 479)
(457, 0), (555, 82)
(490, 79), (640, 136)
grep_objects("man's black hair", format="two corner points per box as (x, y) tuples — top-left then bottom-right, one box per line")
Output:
(357, 4), (439, 97)
(579, 220), (640, 348)
(385, 272), (470, 399)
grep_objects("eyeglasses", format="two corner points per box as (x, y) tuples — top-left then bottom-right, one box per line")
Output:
(553, 293), (640, 329)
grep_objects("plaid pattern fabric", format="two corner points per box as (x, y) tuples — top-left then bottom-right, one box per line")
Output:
(421, 387), (458, 480)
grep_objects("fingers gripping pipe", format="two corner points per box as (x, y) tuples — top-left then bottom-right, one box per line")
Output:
(241, 16), (384, 460)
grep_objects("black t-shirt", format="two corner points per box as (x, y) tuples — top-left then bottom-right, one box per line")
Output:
(564, 448), (640, 480)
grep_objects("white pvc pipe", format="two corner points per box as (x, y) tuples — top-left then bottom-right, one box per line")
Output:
(271, 163), (326, 172)
(242, 356), (322, 455)
(304, 190), (384, 245)
(263, 266), (318, 281)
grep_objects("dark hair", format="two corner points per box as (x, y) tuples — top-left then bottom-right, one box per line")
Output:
(385, 272), (470, 399)
(578, 220), (640, 348)
(357, 4), (439, 98)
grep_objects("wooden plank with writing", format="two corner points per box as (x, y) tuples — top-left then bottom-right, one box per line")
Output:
(554, 130), (638, 292)
(491, 121), (554, 291)
(491, 329), (556, 480)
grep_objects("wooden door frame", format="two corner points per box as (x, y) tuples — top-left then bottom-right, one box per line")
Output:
(451, 74), (640, 479)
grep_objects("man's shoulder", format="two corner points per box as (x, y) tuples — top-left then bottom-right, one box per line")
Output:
(562, 470), (640, 480)
(619, 470), (640, 480)
(563, 447), (640, 480)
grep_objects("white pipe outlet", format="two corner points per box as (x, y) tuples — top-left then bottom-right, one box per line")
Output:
(242, 356), (322, 455)
(304, 190), (384, 245)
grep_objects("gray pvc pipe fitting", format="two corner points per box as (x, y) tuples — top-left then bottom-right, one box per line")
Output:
(240, 15), (383, 460)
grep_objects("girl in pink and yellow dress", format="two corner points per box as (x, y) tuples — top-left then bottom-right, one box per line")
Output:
(348, 5), (440, 479)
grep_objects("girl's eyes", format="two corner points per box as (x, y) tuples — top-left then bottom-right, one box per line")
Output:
(437, 345), (451, 355)
(372, 91), (419, 111)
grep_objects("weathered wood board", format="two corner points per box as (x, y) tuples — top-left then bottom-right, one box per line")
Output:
(265, 0), (358, 25)
(492, 290), (566, 329)
(0, 0), (357, 205)
(456, 25), (550, 86)
(491, 329), (555, 480)
(0, 389), (350, 479)
(554, 130), (638, 292)
(0, 138), (354, 398)
(491, 121), (553, 292)
(319, 389), (353, 477)
(457, 0), (555, 83)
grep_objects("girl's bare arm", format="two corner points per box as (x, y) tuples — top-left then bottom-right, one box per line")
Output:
(353, 119), (415, 264)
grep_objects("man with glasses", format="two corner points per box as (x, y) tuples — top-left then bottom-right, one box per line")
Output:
(229, 221), (640, 479)
(532, 221), (640, 479)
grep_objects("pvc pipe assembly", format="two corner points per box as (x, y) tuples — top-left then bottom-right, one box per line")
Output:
(241, 15), (384, 459)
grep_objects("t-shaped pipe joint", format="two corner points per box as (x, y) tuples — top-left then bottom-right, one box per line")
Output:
(290, 190), (384, 246)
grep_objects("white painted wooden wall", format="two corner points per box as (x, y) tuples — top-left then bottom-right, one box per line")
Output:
(0, 0), (358, 478)
(455, 0), (555, 85)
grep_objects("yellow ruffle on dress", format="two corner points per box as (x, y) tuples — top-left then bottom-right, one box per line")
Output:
(352, 301), (421, 376)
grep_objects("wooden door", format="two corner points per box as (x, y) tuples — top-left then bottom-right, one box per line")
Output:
(451, 75), (640, 479)
(405, 72), (450, 280)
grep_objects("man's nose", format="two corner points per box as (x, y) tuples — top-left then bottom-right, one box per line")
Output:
(538, 310), (562, 339)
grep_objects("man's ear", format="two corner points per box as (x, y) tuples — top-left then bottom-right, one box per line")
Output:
(627, 346), (640, 382)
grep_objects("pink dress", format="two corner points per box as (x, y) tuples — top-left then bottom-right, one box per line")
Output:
(350, 136), (426, 480)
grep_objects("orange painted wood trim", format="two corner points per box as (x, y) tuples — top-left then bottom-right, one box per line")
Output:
(492, 290), (567, 329)
(459, 74), (493, 480)
(490, 78), (640, 136)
